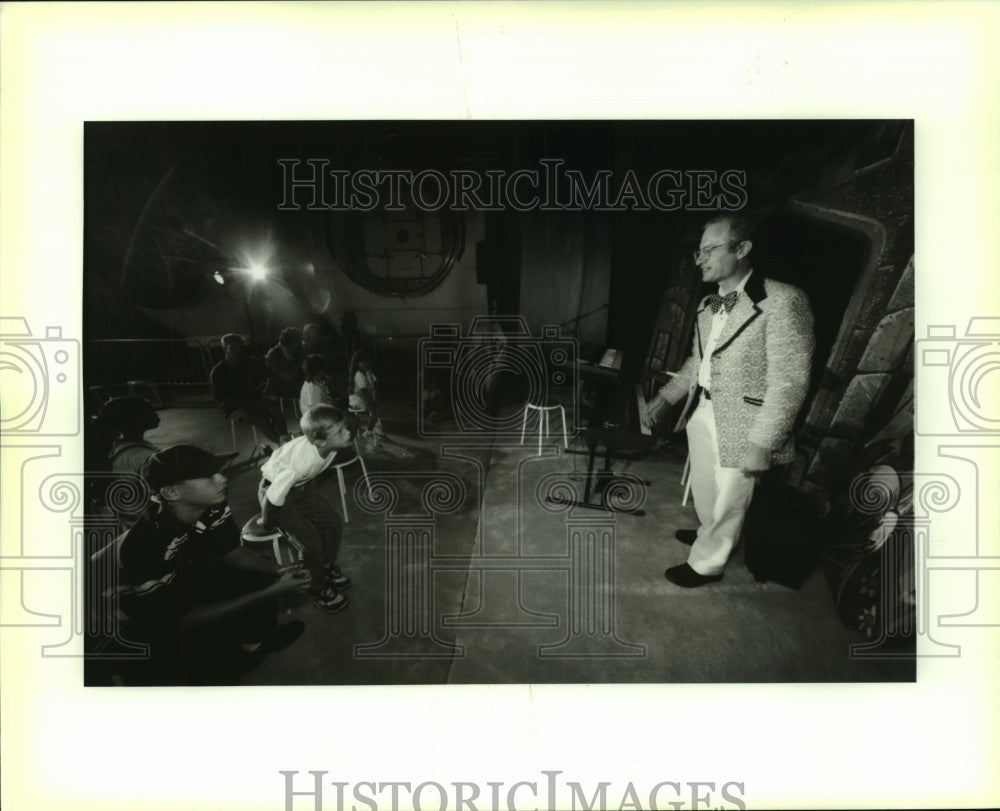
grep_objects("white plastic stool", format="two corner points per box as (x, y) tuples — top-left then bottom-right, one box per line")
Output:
(520, 403), (568, 455)
(239, 513), (304, 567)
(332, 445), (374, 523)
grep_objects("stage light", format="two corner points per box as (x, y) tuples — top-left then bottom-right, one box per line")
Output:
(236, 237), (277, 284)
(245, 262), (270, 282)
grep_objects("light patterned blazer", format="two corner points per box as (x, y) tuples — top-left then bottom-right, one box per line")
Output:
(660, 274), (814, 468)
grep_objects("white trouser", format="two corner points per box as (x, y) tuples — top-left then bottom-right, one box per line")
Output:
(684, 398), (756, 576)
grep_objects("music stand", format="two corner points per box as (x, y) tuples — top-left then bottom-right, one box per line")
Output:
(549, 425), (654, 516)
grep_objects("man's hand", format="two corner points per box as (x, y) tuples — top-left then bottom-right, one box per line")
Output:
(269, 568), (312, 596)
(740, 443), (772, 478)
(642, 397), (662, 429)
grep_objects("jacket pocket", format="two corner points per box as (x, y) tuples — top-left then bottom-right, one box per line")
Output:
(742, 396), (764, 406)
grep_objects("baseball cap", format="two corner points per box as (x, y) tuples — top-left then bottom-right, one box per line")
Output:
(140, 444), (237, 491)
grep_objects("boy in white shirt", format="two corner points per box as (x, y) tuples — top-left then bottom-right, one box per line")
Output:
(258, 404), (354, 613)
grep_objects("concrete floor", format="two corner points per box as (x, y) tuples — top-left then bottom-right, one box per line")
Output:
(139, 396), (914, 685)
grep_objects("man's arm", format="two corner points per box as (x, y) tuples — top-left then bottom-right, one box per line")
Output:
(180, 569), (311, 630)
(221, 543), (281, 576)
(743, 285), (815, 474)
(644, 348), (698, 424)
(739, 444), (773, 478)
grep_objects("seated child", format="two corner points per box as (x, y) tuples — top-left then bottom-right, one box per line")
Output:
(107, 397), (162, 474)
(299, 354), (333, 416)
(257, 404), (355, 614)
(86, 396), (162, 521)
(347, 350), (383, 444)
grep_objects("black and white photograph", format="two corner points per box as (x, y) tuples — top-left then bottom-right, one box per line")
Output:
(82, 118), (916, 687)
(1, 3), (998, 811)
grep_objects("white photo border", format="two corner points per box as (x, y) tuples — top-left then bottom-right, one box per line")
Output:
(2, 2), (998, 810)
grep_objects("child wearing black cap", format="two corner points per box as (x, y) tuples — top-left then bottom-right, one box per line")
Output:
(101, 444), (311, 684)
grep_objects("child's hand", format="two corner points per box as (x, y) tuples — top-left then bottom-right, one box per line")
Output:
(259, 499), (279, 530)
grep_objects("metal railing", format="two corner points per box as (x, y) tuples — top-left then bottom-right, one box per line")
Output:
(87, 339), (222, 387)
(86, 337), (422, 405)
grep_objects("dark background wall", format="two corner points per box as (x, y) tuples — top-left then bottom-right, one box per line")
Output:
(84, 119), (914, 509)
(85, 120), (909, 395)
(86, 120), (899, 347)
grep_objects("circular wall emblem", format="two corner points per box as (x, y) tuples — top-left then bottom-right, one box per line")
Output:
(325, 208), (464, 296)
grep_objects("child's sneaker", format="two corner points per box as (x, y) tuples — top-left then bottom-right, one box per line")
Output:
(313, 587), (350, 614)
(323, 564), (352, 590)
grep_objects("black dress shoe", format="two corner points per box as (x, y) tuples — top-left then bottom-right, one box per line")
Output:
(674, 529), (698, 546)
(664, 563), (723, 588)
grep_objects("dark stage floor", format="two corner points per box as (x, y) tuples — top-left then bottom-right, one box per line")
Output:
(107, 396), (914, 685)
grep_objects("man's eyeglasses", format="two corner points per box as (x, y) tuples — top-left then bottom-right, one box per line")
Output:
(693, 241), (742, 261)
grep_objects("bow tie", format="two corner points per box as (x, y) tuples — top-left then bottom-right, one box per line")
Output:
(708, 291), (739, 314)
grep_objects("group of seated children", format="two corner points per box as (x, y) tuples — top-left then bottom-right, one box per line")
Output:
(293, 331), (384, 448)
(210, 332), (288, 452)
(211, 321), (384, 454)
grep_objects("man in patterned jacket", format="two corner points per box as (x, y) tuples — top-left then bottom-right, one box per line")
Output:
(644, 214), (814, 587)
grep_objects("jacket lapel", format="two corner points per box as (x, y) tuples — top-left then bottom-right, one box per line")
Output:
(713, 296), (759, 353)
(695, 299), (714, 359)
(711, 272), (766, 356)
